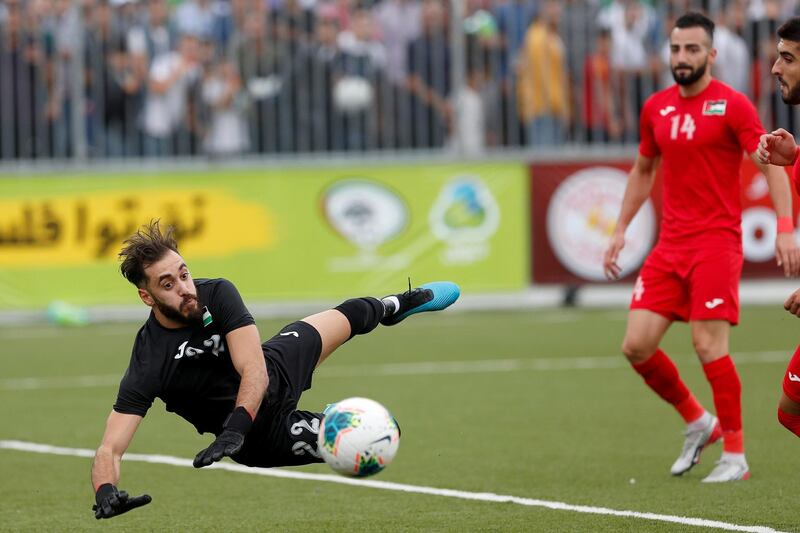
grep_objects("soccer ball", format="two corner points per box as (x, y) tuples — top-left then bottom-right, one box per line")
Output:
(317, 397), (400, 477)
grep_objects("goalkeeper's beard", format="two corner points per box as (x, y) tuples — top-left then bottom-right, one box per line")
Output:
(154, 294), (204, 325)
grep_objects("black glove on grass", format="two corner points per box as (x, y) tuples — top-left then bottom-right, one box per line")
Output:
(93, 483), (151, 519)
(193, 406), (253, 468)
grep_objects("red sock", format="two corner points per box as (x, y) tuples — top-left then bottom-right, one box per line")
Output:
(778, 408), (800, 437)
(703, 355), (743, 453)
(632, 349), (705, 423)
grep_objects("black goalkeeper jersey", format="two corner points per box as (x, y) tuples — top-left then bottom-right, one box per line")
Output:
(113, 278), (256, 435)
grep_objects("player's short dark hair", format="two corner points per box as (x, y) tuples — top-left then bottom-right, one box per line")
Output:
(119, 220), (179, 288)
(778, 18), (800, 43)
(674, 12), (714, 43)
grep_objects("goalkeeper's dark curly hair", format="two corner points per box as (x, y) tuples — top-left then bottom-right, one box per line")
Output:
(119, 219), (179, 288)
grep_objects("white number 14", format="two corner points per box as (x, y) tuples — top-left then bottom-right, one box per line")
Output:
(670, 113), (696, 140)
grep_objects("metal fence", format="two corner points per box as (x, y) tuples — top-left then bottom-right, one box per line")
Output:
(1, 0), (799, 162)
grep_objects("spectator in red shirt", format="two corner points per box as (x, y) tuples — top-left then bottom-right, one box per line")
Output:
(582, 27), (622, 143)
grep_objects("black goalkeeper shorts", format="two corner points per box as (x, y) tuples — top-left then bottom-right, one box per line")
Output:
(233, 320), (327, 468)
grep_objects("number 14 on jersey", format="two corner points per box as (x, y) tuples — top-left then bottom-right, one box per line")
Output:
(670, 113), (696, 140)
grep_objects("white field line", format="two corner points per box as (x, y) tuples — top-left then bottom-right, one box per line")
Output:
(0, 440), (787, 533)
(0, 310), (610, 339)
(0, 351), (791, 391)
(0, 374), (121, 390)
(0, 324), (140, 339)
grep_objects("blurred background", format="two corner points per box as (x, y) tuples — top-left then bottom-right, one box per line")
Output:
(1, 0), (798, 159)
(1, 0), (799, 321)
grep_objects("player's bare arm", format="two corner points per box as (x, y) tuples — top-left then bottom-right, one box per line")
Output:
(757, 129), (798, 165)
(193, 324), (267, 468)
(91, 411), (151, 519)
(227, 324), (268, 415)
(92, 411), (141, 487)
(603, 154), (659, 280)
(752, 153), (800, 276)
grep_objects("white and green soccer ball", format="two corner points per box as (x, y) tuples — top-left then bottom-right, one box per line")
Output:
(317, 397), (400, 477)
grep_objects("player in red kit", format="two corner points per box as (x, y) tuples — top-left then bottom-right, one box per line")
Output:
(756, 17), (800, 441)
(604, 12), (800, 483)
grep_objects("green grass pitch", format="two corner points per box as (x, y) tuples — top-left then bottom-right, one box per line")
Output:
(1, 305), (799, 532)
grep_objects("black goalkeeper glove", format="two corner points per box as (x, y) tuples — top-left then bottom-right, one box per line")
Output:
(193, 406), (253, 468)
(93, 483), (151, 520)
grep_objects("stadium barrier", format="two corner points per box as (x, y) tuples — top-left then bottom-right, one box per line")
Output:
(3, 0), (799, 163)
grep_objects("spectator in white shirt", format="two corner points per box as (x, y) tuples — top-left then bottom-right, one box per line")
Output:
(142, 33), (203, 155)
(201, 60), (249, 156)
(373, 0), (421, 85)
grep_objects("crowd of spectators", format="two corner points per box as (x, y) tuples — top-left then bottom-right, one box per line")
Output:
(0, 0), (798, 160)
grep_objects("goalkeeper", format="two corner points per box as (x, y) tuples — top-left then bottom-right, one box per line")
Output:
(91, 220), (460, 519)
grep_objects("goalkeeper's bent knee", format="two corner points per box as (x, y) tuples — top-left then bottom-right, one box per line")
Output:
(778, 408), (800, 437)
(335, 297), (384, 340)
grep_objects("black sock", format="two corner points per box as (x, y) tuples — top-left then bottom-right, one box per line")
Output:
(335, 297), (385, 340)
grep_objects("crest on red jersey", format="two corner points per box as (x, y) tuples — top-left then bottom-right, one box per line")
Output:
(702, 100), (727, 115)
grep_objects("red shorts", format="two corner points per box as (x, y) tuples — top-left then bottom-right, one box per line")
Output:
(783, 346), (800, 404)
(630, 244), (743, 324)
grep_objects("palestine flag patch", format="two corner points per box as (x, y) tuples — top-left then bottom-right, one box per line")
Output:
(202, 307), (213, 327)
(702, 99), (727, 115)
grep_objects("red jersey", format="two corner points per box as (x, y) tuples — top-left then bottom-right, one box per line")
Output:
(793, 150), (800, 196)
(639, 79), (764, 247)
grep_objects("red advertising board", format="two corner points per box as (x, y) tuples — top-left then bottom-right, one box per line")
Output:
(531, 159), (798, 284)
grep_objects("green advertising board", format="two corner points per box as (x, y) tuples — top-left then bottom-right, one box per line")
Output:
(0, 163), (528, 310)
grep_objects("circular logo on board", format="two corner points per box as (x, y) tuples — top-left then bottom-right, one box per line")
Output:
(429, 176), (500, 243)
(741, 206), (777, 262)
(322, 179), (408, 251)
(546, 167), (656, 281)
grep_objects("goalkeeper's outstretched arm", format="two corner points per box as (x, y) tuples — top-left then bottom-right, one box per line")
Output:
(91, 411), (151, 519)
